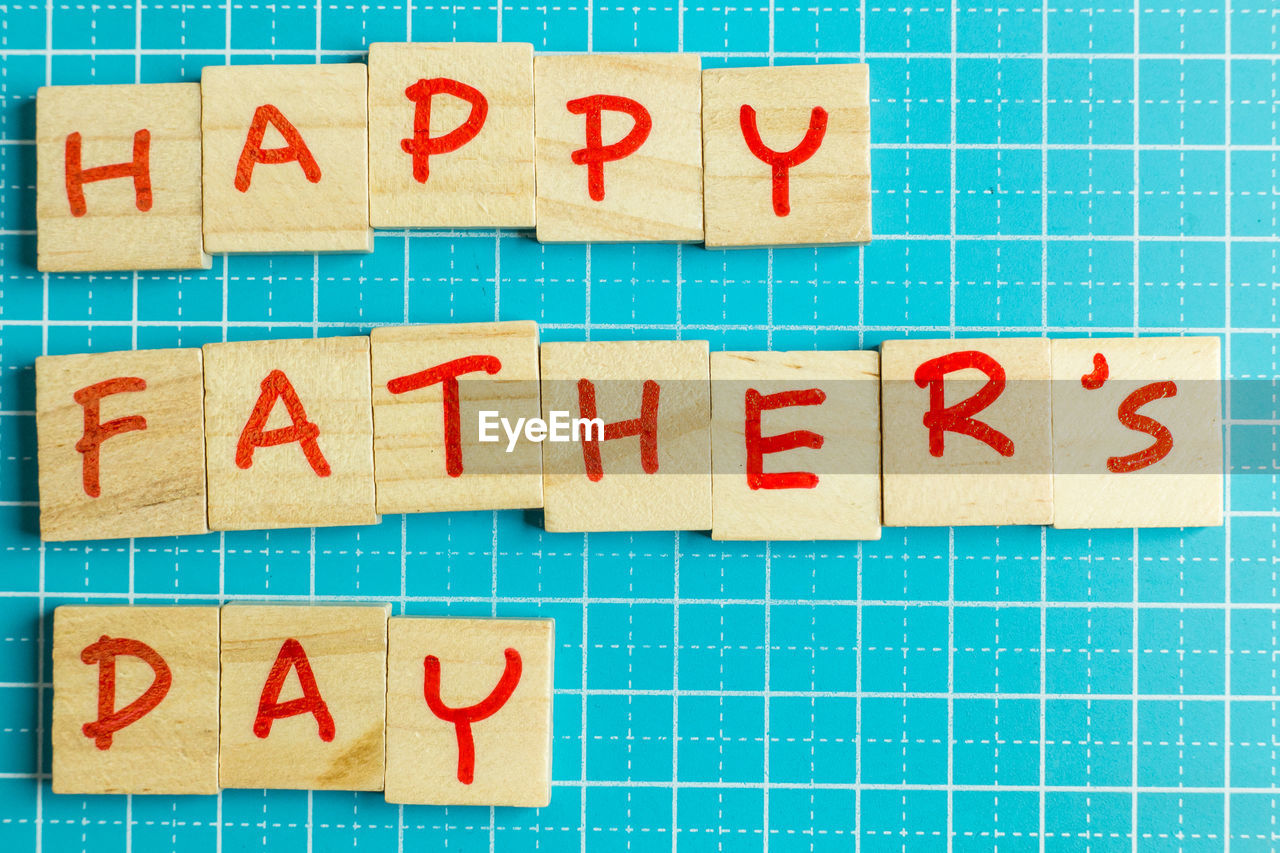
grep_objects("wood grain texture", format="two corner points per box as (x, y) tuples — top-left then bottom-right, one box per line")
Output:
(1052, 336), (1222, 528)
(881, 338), (1054, 527)
(371, 321), (543, 514)
(540, 340), (711, 531)
(710, 350), (881, 540)
(201, 64), (372, 253)
(368, 42), (535, 228)
(203, 336), (378, 531)
(384, 616), (553, 806)
(36, 83), (209, 271)
(702, 65), (871, 247)
(36, 348), (208, 541)
(218, 603), (391, 791)
(534, 53), (703, 242)
(52, 605), (220, 794)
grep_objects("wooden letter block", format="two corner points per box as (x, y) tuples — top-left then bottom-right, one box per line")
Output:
(1052, 336), (1222, 528)
(219, 603), (391, 790)
(385, 616), (553, 806)
(534, 54), (703, 242)
(203, 336), (378, 530)
(371, 321), (542, 514)
(710, 350), (881, 540)
(52, 605), (220, 794)
(37, 348), (208, 541)
(36, 83), (209, 271)
(881, 338), (1053, 527)
(701, 65), (871, 247)
(540, 340), (711, 531)
(201, 64), (372, 253)
(368, 42), (535, 229)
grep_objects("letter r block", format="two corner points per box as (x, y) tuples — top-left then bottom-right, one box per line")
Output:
(36, 348), (208, 541)
(52, 605), (220, 794)
(385, 616), (554, 806)
(701, 65), (871, 247)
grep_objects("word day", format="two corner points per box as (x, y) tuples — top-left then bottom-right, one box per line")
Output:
(35, 45), (872, 272)
(35, 321), (1224, 543)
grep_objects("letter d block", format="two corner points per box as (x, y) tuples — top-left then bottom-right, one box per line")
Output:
(385, 616), (554, 807)
(36, 83), (209, 271)
(52, 606), (220, 794)
(219, 604), (391, 790)
(36, 348), (208, 541)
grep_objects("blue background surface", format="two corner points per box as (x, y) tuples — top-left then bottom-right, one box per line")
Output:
(2, 1), (1279, 849)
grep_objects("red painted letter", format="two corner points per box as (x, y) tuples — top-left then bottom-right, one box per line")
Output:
(80, 636), (171, 750)
(913, 351), (1015, 458)
(738, 105), (828, 217)
(235, 369), (330, 477)
(745, 388), (826, 490)
(578, 378), (660, 482)
(423, 648), (522, 784)
(566, 95), (652, 202)
(74, 377), (148, 498)
(401, 78), (489, 183)
(253, 638), (335, 742)
(387, 355), (503, 477)
(234, 105), (322, 192)
(1107, 381), (1177, 473)
(64, 129), (152, 218)
(1081, 352), (1110, 390)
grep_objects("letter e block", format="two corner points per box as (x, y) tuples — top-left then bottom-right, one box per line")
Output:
(36, 83), (209, 271)
(1052, 337), (1222, 528)
(36, 348), (208, 541)
(203, 337), (378, 531)
(371, 321), (542, 514)
(385, 616), (553, 806)
(711, 350), (881, 540)
(702, 65), (871, 247)
(52, 605), (220, 794)
(368, 42), (535, 228)
(218, 603), (391, 790)
(881, 338), (1053, 527)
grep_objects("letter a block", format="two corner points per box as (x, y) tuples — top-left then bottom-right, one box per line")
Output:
(52, 605), (220, 794)
(534, 54), (704, 242)
(1052, 337), (1222, 528)
(540, 340), (711, 531)
(371, 321), (542, 514)
(36, 348), (208, 541)
(385, 616), (553, 807)
(36, 83), (209, 271)
(368, 42), (536, 228)
(202, 337), (378, 530)
(201, 64), (372, 253)
(219, 603), (391, 790)
(702, 65), (871, 247)
(881, 338), (1053, 527)
(710, 350), (881, 540)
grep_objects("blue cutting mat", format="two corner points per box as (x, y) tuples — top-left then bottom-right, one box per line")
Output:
(1, 2), (1278, 849)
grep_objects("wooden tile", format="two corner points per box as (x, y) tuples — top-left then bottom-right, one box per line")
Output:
(880, 338), (1053, 527)
(1052, 337), (1222, 528)
(710, 350), (881, 540)
(385, 616), (553, 807)
(201, 64), (372, 254)
(203, 336), (378, 531)
(540, 340), (711, 532)
(219, 603), (391, 791)
(534, 53), (703, 243)
(368, 42), (535, 229)
(371, 321), (542, 514)
(52, 605), (220, 795)
(701, 65), (871, 248)
(36, 83), (209, 271)
(36, 348), (208, 541)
